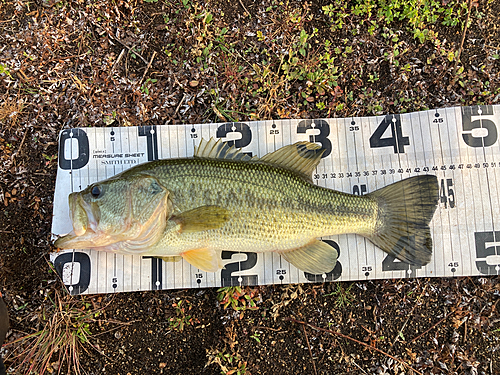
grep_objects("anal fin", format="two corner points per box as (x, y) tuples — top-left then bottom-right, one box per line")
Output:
(278, 239), (338, 274)
(181, 248), (222, 272)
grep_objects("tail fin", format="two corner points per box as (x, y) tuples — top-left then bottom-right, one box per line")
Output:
(366, 175), (439, 266)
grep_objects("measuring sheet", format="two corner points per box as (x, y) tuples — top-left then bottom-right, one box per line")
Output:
(51, 105), (500, 295)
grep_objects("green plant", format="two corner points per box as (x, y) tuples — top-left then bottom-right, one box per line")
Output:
(207, 85), (249, 122)
(169, 299), (199, 331)
(217, 286), (259, 318)
(322, 0), (474, 45)
(42, 153), (57, 166)
(368, 72), (379, 83)
(207, 349), (248, 375)
(141, 78), (157, 95)
(250, 331), (261, 343)
(324, 283), (355, 308)
(0, 64), (12, 78)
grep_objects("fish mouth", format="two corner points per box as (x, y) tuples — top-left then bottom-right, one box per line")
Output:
(69, 192), (100, 236)
(54, 193), (101, 249)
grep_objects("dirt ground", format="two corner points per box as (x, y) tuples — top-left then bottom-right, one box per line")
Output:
(0, 0), (499, 374)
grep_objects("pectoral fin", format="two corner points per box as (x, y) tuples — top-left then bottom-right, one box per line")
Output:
(278, 239), (338, 274)
(181, 248), (222, 272)
(172, 206), (230, 233)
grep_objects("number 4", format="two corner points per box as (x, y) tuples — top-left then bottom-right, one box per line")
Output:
(369, 114), (410, 153)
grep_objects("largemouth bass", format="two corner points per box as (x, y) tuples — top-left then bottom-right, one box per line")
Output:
(54, 138), (439, 274)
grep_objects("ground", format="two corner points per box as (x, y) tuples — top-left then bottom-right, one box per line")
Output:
(0, 0), (499, 374)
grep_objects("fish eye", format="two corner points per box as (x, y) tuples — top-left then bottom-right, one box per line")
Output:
(91, 185), (102, 198)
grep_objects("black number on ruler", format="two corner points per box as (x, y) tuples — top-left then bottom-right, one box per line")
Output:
(462, 106), (497, 147)
(58, 129), (90, 170)
(352, 184), (367, 196)
(474, 231), (500, 275)
(382, 236), (421, 275)
(139, 126), (159, 161)
(190, 127), (198, 139)
(221, 251), (258, 286)
(53, 252), (91, 295)
(304, 240), (342, 281)
(142, 257), (162, 290)
(297, 119), (332, 158)
(439, 178), (455, 208)
(216, 123), (252, 148)
(369, 114), (409, 153)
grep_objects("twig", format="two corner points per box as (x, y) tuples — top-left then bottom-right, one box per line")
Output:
(409, 310), (465, 343)
(110, 48), (126, 75)
(451, 0), (473, 80)
(106, 35), (148, 65)
(286, 317), (423, 375)
(11, 128), (28, 163)
(301, 324), (318, 375)
(463, 319), (467, 345)
(352, 360), (368, 374)
(174, 93), (187, 117)
(259, 326), (286, 332)
(138, 50), (157, 87)
(238, 0), (251, 17)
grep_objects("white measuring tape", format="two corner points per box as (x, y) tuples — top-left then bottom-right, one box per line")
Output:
(51, 105), (500, 295)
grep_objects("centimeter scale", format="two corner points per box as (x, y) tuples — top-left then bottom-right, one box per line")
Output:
(51, 105), (500, 295)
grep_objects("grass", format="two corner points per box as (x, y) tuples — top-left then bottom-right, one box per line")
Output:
(324, 283), (356, 308)
(6, 291), (105, 375)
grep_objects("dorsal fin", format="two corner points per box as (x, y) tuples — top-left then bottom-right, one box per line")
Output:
(260, 142), (325, 180)
(194, 137), (253, 161)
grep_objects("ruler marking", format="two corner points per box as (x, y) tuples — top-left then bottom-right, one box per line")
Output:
(420, 110), (437, 276)
(453, 108), (472, 276)
(438, 109), (455, 275)
(277, 120), (283, 280)
(365, 115), (380, 279)
(349, 118), (362, 279)
(341, 117), (355, 280)
(478, 106), (498, 276)
(358, 116), (372, 279)
(479, 108), (497, 233)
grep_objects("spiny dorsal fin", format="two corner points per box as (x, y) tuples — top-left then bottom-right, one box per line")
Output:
(194, 138), (253, 161)
(260, 142), (325, 181)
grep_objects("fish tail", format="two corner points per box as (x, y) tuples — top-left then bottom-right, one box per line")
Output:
(366, 175), (439, 266)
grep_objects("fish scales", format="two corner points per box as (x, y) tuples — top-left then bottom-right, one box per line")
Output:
(133, 158), (378, 253)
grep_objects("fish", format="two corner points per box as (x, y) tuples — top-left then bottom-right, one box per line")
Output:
(54, 138), (439, 274)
